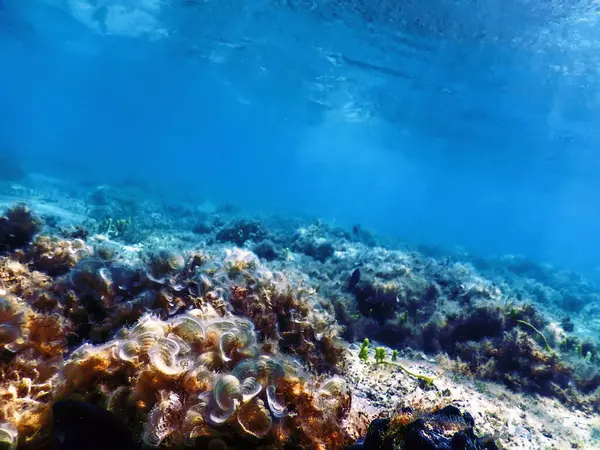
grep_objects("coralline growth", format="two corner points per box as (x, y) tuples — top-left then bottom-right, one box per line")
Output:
(1, 197), (600, 449)
(0, 204), (352, 449)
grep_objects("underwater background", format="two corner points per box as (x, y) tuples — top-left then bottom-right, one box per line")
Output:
(3, 0), (600, 277)
(3, 1), (600, 450)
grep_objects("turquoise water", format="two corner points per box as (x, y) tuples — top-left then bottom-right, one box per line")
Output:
(2, 0), (600, 276)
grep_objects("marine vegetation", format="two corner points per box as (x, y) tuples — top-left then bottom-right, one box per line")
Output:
(0, 198), (600, 449)
(0, 205), (352, 449)
(358, 339), (435, 385)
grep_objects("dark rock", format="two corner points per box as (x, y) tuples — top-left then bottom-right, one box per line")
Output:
(52, 399), (141, 450)
(445, 307), (505, 344)
(0, 203), (42, 252)
(348, 268), (361, 289)
(216, 219), (268, 246)
(349, 405), (499, 450)
(351, 273), (439, 329)
(308, 240), (334, 261)
(561, 316), (575, 333)
(346, 418), (393, 450)
(253, 240), (280, 261)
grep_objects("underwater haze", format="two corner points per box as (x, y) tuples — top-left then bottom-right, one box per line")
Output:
(5, 2), (600, 449)
(2, 0), (600, 276)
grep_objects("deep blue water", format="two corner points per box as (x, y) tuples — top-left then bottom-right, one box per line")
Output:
(2, 0), (600, 277)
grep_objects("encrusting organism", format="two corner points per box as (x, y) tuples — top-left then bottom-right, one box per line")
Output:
(53, 310), (354, 449)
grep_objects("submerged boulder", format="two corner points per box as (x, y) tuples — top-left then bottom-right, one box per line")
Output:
(349, 405), (499, 450)
(216, 219), (269, 246)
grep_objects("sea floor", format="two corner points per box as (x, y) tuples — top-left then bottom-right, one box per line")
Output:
(344, 343), (600, 449)
(1, 174), (599, 450)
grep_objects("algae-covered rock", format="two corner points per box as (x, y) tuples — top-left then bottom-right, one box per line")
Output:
(0, 204), (42, 252)
(349, 405), (499, 450)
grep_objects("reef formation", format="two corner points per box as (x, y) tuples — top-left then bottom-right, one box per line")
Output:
(0, 180), (599, 449)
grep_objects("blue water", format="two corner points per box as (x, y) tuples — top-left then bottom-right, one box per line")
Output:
(2, 0), (600, 277)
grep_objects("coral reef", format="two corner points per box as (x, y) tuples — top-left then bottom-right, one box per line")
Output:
(0, 303), (353, 449)
(54, 311), (352, 449)
(225, 270), (344, 372)
(28, 236), (92, 276)
(0, 293), (67, 448)
(2, 181), (600, 449)
(329, 250), (600, 411)
(0, 207), (349, 448)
